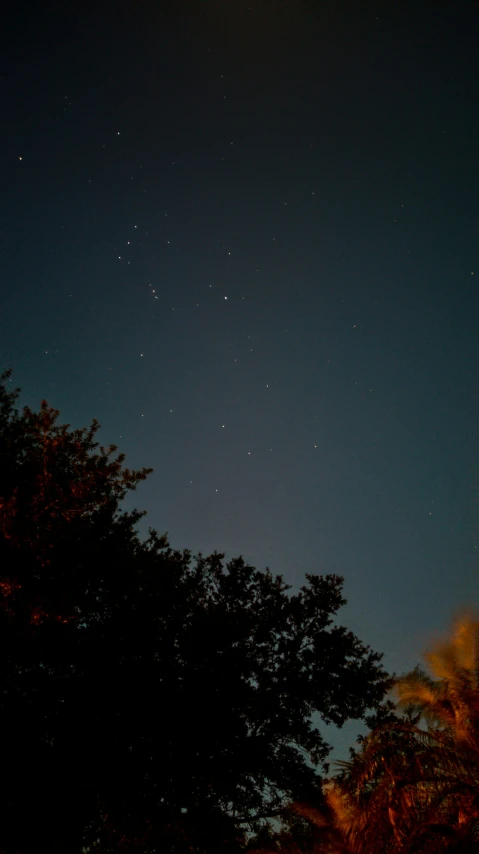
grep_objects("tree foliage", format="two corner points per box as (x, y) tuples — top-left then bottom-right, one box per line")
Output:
(274, 614), (479, 854)
(0, 370), (392, 853)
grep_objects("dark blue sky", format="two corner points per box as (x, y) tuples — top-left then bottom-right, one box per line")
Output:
(2, 1), (478, 758)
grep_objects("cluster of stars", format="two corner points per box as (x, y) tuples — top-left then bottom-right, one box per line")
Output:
(26, 62), (474, 515)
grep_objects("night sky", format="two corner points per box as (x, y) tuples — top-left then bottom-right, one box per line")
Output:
(2, 2), (479, 759)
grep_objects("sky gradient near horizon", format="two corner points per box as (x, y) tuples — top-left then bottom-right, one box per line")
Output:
(2, 0), (478, 759)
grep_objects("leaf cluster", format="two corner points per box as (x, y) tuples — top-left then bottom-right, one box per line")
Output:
(271, 614), (479, 854)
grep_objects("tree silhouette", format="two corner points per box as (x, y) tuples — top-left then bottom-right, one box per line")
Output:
(0, 370), (392, 853)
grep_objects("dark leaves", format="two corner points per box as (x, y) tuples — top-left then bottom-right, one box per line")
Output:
(0, 373), (391, 853)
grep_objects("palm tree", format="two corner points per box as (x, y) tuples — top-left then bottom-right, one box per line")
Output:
(270, 612), (479, 854)
(391, 612), (479, 852)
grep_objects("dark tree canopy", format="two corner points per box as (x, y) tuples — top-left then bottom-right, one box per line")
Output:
(0, 370), (392, 853)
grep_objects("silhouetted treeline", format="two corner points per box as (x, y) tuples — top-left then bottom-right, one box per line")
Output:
(0, 371), (391, 853)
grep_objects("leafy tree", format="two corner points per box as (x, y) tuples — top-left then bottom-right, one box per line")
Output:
(276, 614), (479, 854)
(0, 370), (392, 853)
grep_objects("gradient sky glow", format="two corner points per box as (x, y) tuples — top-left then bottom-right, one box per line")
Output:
(2, 0), (478, 760)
